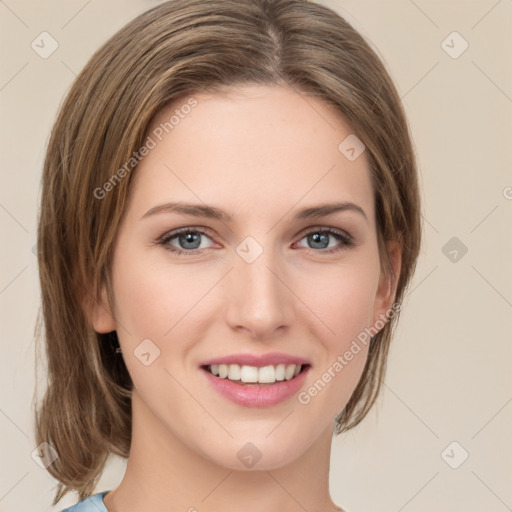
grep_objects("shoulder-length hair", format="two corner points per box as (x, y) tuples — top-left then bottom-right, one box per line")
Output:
(34, 0), (421, 503)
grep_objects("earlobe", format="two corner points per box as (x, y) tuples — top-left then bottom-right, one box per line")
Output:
(82, 283), (117, 334)
(373, 239), (402, 326)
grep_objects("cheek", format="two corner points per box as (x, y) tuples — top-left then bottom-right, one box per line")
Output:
(111, 250), (200, 339)
(291, 252), (379, 411)
(110, 255), (193, 390)
(110, 249), (219, 383)
(294, 253), (381, 346)
(295, 264), (376, 418)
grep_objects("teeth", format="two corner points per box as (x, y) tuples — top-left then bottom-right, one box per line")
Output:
(240, 365), (258, 383)
(228, 364), (241, 381)
(207, 363), (304, 384)
(275, 363), (286, 381)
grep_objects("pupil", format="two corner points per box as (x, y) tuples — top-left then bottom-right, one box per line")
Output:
(309, 232), (328, 249)
(181, 232), (201, 249)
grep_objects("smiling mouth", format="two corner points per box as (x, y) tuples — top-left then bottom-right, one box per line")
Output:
(201, 363), (310, 385)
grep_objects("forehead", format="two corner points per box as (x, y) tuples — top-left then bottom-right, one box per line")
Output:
(128, 85), (374, 224)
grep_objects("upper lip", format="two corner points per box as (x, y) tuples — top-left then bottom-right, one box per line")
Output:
(200, 352), (311, 368)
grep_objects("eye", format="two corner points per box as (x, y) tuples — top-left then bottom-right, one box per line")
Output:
(157, 227), (216, 256)
(156, 226), (355, 257)
(295, 227), (354, 254)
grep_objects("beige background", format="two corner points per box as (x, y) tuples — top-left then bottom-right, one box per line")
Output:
(1, 1), (511, 511)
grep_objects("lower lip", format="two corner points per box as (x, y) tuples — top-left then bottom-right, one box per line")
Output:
(201, 367), (310, 408)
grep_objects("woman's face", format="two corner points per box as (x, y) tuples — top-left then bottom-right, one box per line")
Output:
(91, 84), (400, 470)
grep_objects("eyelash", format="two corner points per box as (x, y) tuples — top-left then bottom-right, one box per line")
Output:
(156, 226), (355, 257)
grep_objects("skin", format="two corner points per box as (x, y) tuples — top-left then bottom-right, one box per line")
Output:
(88, 84), (401, 512)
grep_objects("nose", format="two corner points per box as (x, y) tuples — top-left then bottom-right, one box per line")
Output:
(224, 245), (295, 340)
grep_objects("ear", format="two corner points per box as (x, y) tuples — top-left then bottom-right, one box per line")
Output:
(81, 282), (117, 334)
(372, 239), (402, 326)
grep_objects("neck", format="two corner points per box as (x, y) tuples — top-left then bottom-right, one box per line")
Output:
(104, 390), (340, 512)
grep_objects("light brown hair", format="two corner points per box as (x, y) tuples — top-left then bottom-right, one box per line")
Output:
(34, 0), (422, 503)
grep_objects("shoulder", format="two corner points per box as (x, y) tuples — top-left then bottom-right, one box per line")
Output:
(60, 491), (109, 512)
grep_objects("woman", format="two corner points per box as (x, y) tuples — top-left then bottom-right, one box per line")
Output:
(34, 1), (422, 510)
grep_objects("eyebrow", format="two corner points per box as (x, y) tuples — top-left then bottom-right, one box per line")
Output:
(140, 201), (368, 223)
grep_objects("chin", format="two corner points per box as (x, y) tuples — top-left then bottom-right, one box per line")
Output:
(193, 429), (316, 472)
